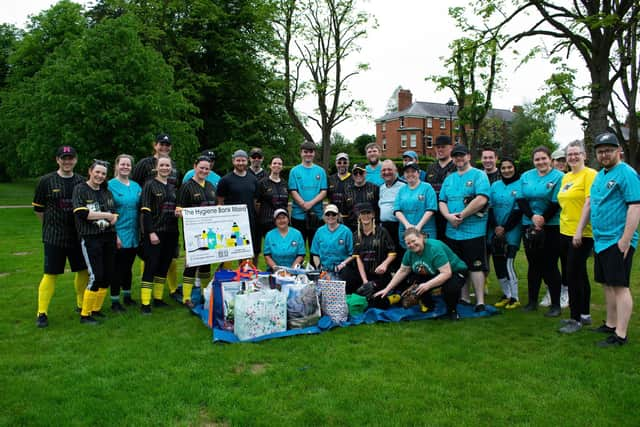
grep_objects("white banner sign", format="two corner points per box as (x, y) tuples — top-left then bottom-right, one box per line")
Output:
(182, 205), (254, 267)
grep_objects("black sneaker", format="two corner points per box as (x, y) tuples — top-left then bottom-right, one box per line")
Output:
(458, 299), (472, 306)
(111, 301), (126, 312)
(80, 315), (98, 324)
(597, 334), (627, 347)
(474, 304), (485, 313)
(153, 299), (169, 308)
(141, 304), (152, 315)
(36, 313), (48, 328)
(523, 302), (538, 312)
(92, 310), (106, 318)
(544, 305), (561, 317)
(591, 322), (616, 334)
(123, 296), (137, 306)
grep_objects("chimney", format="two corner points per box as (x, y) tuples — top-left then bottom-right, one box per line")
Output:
(398, 89), (413, 112)
(512, 105), (523, 113)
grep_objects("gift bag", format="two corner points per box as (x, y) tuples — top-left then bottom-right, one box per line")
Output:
(346, 293), (368, 316)
(286, 282), (321, 329)
(233, 289), (287, 340)
(317, 279), (348, 323)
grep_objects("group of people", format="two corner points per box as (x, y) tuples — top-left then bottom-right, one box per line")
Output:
(33, 132), (639, 347)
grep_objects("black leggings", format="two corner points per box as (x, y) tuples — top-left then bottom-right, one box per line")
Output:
(111, 247), (138, 296)
(559, 234), (593, 320)
(401, 272), (465, 313)
(142, 232), (178, 283)
(81, 234), (117, 291)
(524, 225), (562, 306)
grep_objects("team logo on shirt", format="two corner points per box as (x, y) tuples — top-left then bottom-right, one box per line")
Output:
(315, 174), (321, 180)
(561, 182), (573, 192)
(511, 190), (518, 197)
(607, 180), (617, 189)
(466, 180), (473, 187)
(418, 194), (425, 201)
(291, 241), (298, 247)
(546, 182), (556, 189)
(338, 239), (345, 245)
(52, 188), (61, 193)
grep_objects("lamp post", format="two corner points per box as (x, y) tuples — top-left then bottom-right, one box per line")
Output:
(445, 98), (455, 143)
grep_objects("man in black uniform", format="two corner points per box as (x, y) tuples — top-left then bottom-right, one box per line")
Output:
(481, 148), (501, 184)
(217, 150), (259, 261)
(327, 152), (352, 223)
(248, 148), (267, 181)
(343, 164), (380, 231)
(32, 146), (88, 328)
(425, 135), (456, 240)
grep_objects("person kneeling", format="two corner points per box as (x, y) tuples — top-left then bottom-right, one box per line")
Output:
(374, 227), (468, 320)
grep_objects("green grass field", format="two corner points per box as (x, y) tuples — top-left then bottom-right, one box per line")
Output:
(1, 184), (639, 426)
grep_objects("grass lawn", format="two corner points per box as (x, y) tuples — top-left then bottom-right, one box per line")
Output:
(1, 184), (639, 426)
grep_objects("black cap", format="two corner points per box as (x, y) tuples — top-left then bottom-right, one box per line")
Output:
(594, 132), (620, 148)
(300, 140), (316, 151)
(403, 162), (421, 173)
(352, 163), (367, 172)
(249, 147), (263, 158)
(451, 144), (470, 156)
(56, 145), (77, 158)
(156, 133), (171, 144)
(200, 149), (215, 161)
(355, 202), (374, 214)
(435, 135), (452, 145)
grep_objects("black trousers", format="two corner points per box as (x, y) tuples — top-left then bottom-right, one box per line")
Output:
(81, 233), (117, 291)
(111, 246), (138, 296)
(524, 225), (562, 306)
(398, 271), (465, 313)
(142, 232), (178, 283)
(559, 234), (593, 320)
(340, 264), (392, 295)
(291, 217), (319, 250)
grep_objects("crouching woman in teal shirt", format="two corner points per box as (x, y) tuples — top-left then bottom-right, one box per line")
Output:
(374, 227), (468, 320)
(263, 208), (306, 270)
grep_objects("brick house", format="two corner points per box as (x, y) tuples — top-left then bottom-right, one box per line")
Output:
(375, 89), (517, 159)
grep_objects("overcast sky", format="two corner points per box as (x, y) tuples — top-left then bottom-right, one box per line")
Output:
(4, 0), (585, 146)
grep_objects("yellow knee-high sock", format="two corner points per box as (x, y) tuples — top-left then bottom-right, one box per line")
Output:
(141, 281), (153, 306)
(93, 288), (108, 312)
(37, 274), (57, 315)
(81, 290), (98, 317)
(167, 259), (178, 294)
(152, 276), (166, 300)
(139, 259), (145, 279)
(74, 270), (88, 310)
(182, 276), (195, 304)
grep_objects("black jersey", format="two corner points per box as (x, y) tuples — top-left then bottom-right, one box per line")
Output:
(217, 171), (258, 215)
(343, 181), (380, 228)
(327, 173), (352, 216)
(353, 225), (396, 275)
(177, 179), (217, 208)
(425, 160), (456, 197)
(250, 168), (267, 182)
(256, 177), (289, 226)
(486, 169), (502, 185)
(72, 182), (117, 237)
(32, 172), (85, 247)
(131, 156), (180, 187)
(140, 179), (178, 234)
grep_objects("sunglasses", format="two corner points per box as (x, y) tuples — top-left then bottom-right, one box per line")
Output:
(251, 155), (263, 159)
(336, 160), (348, 164)
(352, 169), (365, 175)
(92, 159), (110, 168)
(325, 212), (338, 217)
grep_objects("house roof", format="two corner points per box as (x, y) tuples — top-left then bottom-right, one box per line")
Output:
(375, 101), (516, 123)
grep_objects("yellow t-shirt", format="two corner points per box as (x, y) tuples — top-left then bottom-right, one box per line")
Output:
(557, 167), (597, 237)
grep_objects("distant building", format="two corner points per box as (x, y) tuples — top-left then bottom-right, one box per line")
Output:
(375, 88), (518, 158)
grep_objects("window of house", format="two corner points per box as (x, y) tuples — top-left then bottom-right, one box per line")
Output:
(426, 135), (433, 148)
(410, 134), (417, 148)
(381, 121), (386, 131)
(400, 134), (407, 148)
(427, 118), (433, 128)
(400, 117), (405, 128)
(382, 138), (387, 151)
(440, 118), (446, 129)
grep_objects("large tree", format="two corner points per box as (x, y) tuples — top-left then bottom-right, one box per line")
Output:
(274, 0), (372, 168)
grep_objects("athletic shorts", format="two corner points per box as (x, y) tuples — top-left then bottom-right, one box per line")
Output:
(594, 243), (635, 287)
(446, 236), (488, 272)
(43, 243), (87, 275)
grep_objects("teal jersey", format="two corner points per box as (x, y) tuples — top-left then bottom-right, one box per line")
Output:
(489, 179), (522, 247)
(440, 167), (491, 239)
(108, 178), (142, 248)
(366, 163), (384, 186)
(393, 181), (438, 247)
(182, 169), (221, 189)
(310, 224), (353, 270)
(590, 162), (640, 253)
(401, 238), (468, 275)
(519, 168), (564, 226)
(288, 164), (328, 220)
(263, 226), (306, 267)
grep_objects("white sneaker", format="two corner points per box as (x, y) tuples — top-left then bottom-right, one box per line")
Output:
(560, 286), (569, 309)
(540, 290), (551, 307)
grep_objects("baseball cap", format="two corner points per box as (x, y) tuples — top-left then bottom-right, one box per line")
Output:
(156, 133), (171, 144)
(300, 140), (317, 151)
(402, 150), (418, 161)
(355, 202), (374, 214)
(435, 135), (452, 145)
(201, 148), (216, 161)
(232, 149), (248, 159)
(352, 163), (366, 172)
(336, 152), (349, 161)
(551, 148), (566, 160)
(273, 208), (289, 220)
(451, 144), (470, 156)
(594, 132), (620, 148)
(324, 204), (339, 215)
(249, 148), (263, 158)
(56, 145), (77, 158)
(403, 162), (421, 173)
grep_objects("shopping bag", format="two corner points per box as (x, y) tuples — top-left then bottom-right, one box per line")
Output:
(346, 293), (368, 316)
(286, 282), (321, 329)
(317, 279), (348, 323)
(233, 289), (287, 340)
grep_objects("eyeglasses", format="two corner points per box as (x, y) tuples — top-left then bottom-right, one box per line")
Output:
(352, 170), (365, 176)
(596, 148), (617, 156)
(336, 160), (348, 164)
(325, 212), (338, 217)
(251, 155), (263, 159)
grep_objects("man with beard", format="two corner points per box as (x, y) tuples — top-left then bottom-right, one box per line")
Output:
(365, 143), (384, 186)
